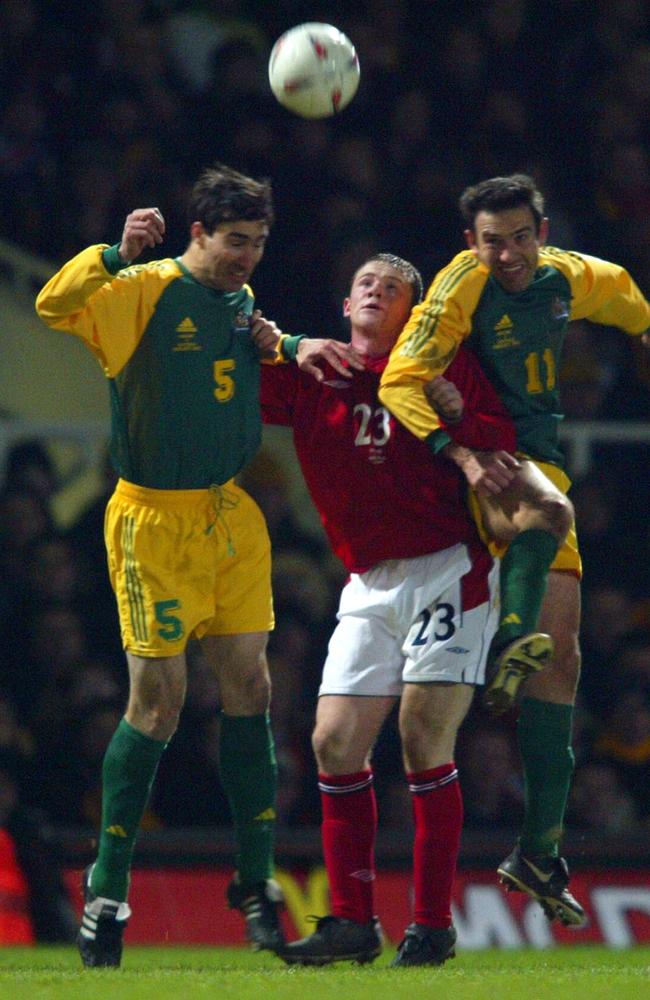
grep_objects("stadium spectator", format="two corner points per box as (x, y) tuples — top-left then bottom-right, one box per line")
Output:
(3, 439), (58, 504)
(592, 678), (650, 824)
(580, 583), (638, 716)
(0, 751), (77, 943)
(567, 761), (638, 835)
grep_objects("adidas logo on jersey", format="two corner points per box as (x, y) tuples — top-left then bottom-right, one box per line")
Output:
(173, 317), (202, 352)
(493, 314), (520, 349)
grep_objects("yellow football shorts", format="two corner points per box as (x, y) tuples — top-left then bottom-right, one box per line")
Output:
(105, 478), (274, 658)
(469, 458), (582, 578)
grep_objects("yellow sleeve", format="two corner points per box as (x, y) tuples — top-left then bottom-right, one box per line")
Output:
(543, 248), (650, 334)
(379, 250), (488, 440)
(262, 333), (303, 365)
(35, 247), (179, 377)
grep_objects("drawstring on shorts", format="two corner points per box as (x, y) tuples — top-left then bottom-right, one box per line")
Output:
(205, 483), (239, 555)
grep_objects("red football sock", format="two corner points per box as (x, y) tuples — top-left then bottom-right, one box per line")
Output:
(408, 763), (462, 929)
(319, 770), (377, 923)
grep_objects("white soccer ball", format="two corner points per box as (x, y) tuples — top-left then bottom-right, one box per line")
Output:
(268, 22), (360, 119)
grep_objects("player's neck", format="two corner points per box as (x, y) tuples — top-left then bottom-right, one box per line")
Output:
(350, 327), (394, 359)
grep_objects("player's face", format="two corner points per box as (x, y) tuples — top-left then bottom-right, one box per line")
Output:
(466, 207), (549, 293)
(192, 219), (269, 291)
(344, 262), (414, 343)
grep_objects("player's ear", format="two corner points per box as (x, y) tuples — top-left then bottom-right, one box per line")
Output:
(539, 217), (549, 244)
(190, 221), (205, 242)
(343, 297), (351, 317)
(464, 228), (477, 251)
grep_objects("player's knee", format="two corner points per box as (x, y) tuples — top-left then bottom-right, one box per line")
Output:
(312, 725), (355, 773)
(530, 491), (573, 542)
(231, 670), (271, 714)
(546, 492), (574, 541)
(399, 707), (454, 763)
(127, 700), (182, 741)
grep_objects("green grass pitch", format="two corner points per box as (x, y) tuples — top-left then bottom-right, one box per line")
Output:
(1, 946), (649, 1000)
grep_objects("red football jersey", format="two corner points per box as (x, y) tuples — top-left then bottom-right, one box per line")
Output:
(260, 346), (515, 573)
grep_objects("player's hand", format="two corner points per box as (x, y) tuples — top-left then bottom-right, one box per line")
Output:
(424, 375), (464, 423)
(250, 310), (282, 358)
(296, 338), (365, 382)
(455, 449), (520, 497)
(119, 207), (165, 263)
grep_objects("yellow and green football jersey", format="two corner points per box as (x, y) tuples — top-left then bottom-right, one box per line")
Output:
(37, 245), (269, 489)
(380, 247), (650, 466)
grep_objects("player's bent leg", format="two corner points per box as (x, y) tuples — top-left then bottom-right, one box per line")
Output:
(499, 571), (585, 927)
(478, 459), (574, 547)
(202, 632), (283, 951)
(79, 652), (185, 968)
(280, 695), (395, 966)
(480, 461), (573, 715)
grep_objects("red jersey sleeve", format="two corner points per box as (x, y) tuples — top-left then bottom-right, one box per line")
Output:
(439, 348), (516, 453)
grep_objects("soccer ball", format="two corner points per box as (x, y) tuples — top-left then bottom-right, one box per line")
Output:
(268, 23), (360, 119)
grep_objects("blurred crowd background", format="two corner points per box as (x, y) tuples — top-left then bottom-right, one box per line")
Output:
(1, 0), (650, 906)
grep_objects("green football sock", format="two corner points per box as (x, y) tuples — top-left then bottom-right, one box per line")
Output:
(517, 697), (575, 857)
(91, 718), (167, 901)
(219, 712), (277, 885)
(493, 528), (559, 653)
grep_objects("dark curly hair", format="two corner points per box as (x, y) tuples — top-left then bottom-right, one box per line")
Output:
(459, 174), (545, 234)
(187, 162), (274, 232)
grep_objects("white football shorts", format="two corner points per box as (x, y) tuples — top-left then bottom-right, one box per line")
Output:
(320, 542), (499, 697)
